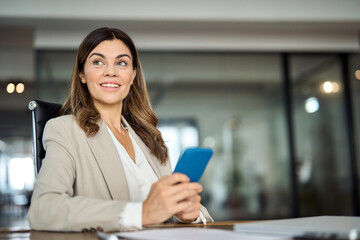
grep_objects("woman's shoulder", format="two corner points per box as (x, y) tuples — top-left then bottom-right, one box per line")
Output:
(47, 114), (76, 126)
(43, 115), (87, 145)
(45, 114), (81, 132)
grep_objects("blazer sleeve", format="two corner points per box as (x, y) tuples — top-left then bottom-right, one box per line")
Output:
(28, 118), (128, 232)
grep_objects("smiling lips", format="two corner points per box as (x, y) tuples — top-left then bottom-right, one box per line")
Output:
(100, 83), (120, 88)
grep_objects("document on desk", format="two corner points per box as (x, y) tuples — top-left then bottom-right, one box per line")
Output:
(116, 227), (289, 240)
(234, 216), (360, 239)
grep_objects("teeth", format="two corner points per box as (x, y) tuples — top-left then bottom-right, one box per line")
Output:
(101, 83), (120, 88)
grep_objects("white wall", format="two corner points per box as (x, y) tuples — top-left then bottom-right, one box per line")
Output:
(1, 0), (359, 21)
(0, 0), (359, 51)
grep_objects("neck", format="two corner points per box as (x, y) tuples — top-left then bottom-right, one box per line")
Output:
(94, 101), (123, 132)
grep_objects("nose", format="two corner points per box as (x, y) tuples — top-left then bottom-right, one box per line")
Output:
(103, 64), (118, 77)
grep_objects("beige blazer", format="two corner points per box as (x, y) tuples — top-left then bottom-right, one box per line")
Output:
(28, 115), (213, 232)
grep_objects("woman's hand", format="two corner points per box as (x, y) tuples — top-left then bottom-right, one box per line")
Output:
(142, 173), (202, 226)
(174, 193), (202, 223)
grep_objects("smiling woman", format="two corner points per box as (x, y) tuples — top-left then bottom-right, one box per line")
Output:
(79, 39), (137, 116)
(28, 27), (213, 232)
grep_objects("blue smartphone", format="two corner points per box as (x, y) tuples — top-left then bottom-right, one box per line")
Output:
(173, 147), (213, 182)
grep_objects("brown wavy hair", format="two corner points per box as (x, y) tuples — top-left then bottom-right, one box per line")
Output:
(60, 27), (168, 164)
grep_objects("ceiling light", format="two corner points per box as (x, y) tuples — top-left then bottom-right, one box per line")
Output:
(16, 83), (25, 93)
(332, 82), (339, 93)
(321, 81), (340, 94)
(322, 81), (333, 93)
(6, 83), (15, 93)
(355, 70), (360, 80)
(305, 97), (319, 113)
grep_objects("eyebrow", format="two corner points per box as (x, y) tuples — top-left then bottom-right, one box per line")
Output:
(89, 53), (132, 59)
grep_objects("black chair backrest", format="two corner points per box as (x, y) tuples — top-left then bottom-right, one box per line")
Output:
(28, 100), (62, 177)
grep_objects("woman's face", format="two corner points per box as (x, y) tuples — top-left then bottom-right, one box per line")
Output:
(80, 39), (136, 110)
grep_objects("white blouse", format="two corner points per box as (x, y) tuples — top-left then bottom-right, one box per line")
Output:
(106, 125), (158, 229)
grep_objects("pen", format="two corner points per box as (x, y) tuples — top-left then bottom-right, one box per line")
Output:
(199, 211), (207, 225)
(97, 231), (118, 240)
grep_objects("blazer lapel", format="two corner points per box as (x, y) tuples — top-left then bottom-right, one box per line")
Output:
(122, 117), (172, 178)
(86, 119), (129, 201)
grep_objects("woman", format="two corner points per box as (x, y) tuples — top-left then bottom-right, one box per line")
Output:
(28, 27), (213, 232)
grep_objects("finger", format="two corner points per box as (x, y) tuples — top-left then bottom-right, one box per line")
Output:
(171, 189), (201, 204)
(176, 194), (202, 207)
(163, 173), (189, 183)
(149, 181), (199, 199)
(178, 210), (199, 219)
(170, 183), (202, 199)
(171, 199), (194, 214)
(176, 209), (200, 222)
(178, 200), (201, 214)
(156, 174), (190, 187)
(185, 195), (201, 204)
(166, 182), (202, 197)
(148, 176), (180, 193)
(168, 173), (190, 185)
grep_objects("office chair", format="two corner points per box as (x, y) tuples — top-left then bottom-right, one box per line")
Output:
(28, 100), (62, 177)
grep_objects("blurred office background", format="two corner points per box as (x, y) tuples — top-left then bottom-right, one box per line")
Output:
(0, 0), (360, 227)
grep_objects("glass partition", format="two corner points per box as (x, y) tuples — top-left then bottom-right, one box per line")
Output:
(349, 53), (360, 209)
(289, 54), (353, 216)
(36, 50), (76, 103)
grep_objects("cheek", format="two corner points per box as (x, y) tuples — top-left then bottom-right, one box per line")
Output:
(124, 69), (136, 82)
(83, 69), (99, 81)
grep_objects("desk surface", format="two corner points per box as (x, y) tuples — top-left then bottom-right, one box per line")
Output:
(0, 221), (240, 240)
(0, 221), (338, 240)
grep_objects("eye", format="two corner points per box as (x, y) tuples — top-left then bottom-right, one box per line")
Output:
(93, 60), (104, 66)
(117, 60), (127, 66)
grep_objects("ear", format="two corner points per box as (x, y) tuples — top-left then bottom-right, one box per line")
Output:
(79, 72), (85, 80)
